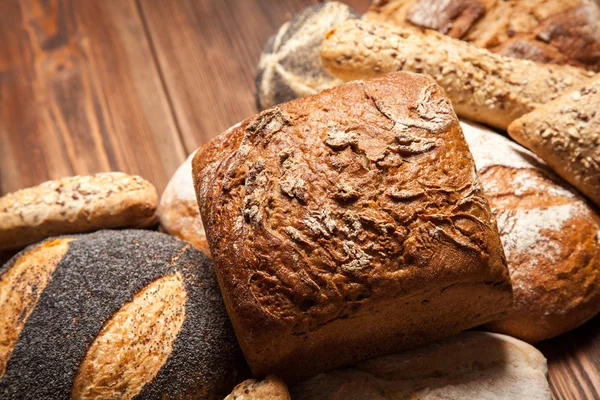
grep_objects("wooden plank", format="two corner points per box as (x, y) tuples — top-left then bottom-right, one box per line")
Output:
(0, 0), (185, 195)
(138, 0), (370, 154)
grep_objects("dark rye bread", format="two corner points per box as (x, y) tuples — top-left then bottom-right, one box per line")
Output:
(0, 230), (243, 399)
(193, 72), (512, 382)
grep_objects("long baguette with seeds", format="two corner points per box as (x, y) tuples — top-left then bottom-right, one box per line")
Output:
(320, 19), (594, 130)
(508, 74), (600, 207)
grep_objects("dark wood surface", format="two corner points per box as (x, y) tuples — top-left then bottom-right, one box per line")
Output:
(0, 0), (598, 398)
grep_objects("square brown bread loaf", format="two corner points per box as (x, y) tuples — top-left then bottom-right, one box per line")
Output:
(192, 72), (513, 382)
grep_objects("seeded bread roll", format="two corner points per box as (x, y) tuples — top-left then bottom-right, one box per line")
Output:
(462, 120), (600, 342)
(320, 19), (594, 130)
(193, 72), (512, 382)
(0, 230), (243, 399)
(225, 376), (290, 400)
(0, 172), (158, 251)
(290, 331), (550, 399)
(508, 74), (600, 208)
(255, 2), (359, 110)
(367, 0), (600, 72)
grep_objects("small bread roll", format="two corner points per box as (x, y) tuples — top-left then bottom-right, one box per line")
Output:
(320, 19), (594, 130)
(290, 331), (550, 399)
(0, 172), (158, 251)
(225, 375), (290, 400)
(0, 230), (243, 399)
(508, 74), (600, 208)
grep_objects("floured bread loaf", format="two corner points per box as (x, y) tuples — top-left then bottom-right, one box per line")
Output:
(321, 19), (594, 130)
(462, 120), (600, 342)
(0, 172), (158, 251)
(193, 72), (512, 382)
(366, 0), (600, 71)
(0, 230), (243, 399)
(508, 74), (600, 208)
(255, 2), (359, 110)
(158, 150), (210, 256)
(290, 331), (551, 399)
(225, 375), (290, 400)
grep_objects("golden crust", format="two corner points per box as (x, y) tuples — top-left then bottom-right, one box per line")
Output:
(72, 273), (187, 400)
(193, 72), (512, 382)
(225, 376), (290, 400)
(0, 173), (158, 251)
(508, 74), (600, 209)
(320, 19), (593, 130)
(0, 238), (73, 377)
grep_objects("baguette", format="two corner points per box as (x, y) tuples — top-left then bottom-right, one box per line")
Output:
(321, 19), (594, 130)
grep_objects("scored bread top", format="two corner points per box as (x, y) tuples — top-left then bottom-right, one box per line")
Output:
(194, 72), (510, 349)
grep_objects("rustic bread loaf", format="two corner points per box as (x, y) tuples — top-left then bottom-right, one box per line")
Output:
(0, 172), (158, 251)
(193, 72), (512, 382)
(255, 2), (359, 110)
(320, 19), (594, 130)
(158, 150), (211, 256)
(0, 230), (243, 399)
(290, 331), (551, 399)
(225, 376), (290, 400)
(508, 74), (600, 208)
(462, 120), (600, 342)
(366, 0), (600, 72)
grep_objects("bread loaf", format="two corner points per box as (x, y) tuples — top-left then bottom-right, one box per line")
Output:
(158, 150), (210, 256)
(462, 120), (600, 342)
(367, 0), (600, 72)
(225, 376), (290, 400)
(508, 74), (600, 208)
(0, 172), (158, 251)
(193, 72), (512, 382)
(290, 331), (551, 399)
(255, 2), (359, 110)
(0, 230), (243, 399)
(320, 19), (594, 130)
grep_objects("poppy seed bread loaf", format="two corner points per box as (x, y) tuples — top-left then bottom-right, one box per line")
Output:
(0, 230), (243, 399)
(193, 72), (512, 382)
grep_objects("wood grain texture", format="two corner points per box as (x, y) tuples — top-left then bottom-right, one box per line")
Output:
(0, 0), (598, 398)
(0, 0), (185, 195)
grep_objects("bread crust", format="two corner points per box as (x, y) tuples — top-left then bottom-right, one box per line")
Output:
(193, 72), (512, 382)
(508, 74), (600, 208)
(367, 0), (600, 72)
(0, 173), (158, 251)
(225, 375), (290, 400)
(463, 121), (600, 342)
(320, 19), (594, 130)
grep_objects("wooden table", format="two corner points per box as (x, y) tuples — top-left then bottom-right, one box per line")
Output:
(1, 1), (598, 398)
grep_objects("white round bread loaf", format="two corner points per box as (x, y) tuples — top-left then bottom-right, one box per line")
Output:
(288, 331), (550, 399)
(462, 120), (600, 342)
(0, 230), (243, 399)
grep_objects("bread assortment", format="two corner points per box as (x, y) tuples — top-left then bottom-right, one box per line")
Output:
(462, 121), (600, 342)
(193, 72), (512, 382)
(320, 19), (594, 130)
(1, 2), (600, 398)
(255, 2), (359, 110)
(0, 172), (158, 251)
(367, 0), (600, 71)
(0, 230), (243, 399)
(508, 74), (600, 208)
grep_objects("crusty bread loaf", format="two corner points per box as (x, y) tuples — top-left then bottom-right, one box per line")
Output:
(366, 0), (600, 72)
(320, 19), (594, 130)
(193, 72), (512, 382)
(462, 120), (600, 342)
(0, 172), (158, 251)
(158, 150), (211, 256)
(508, 74), (600, 208)
(290, 331), (551, 399)
(255, 1), (359, 110)
(0, 230), (243, 399)
(225, 376), (290, 400)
